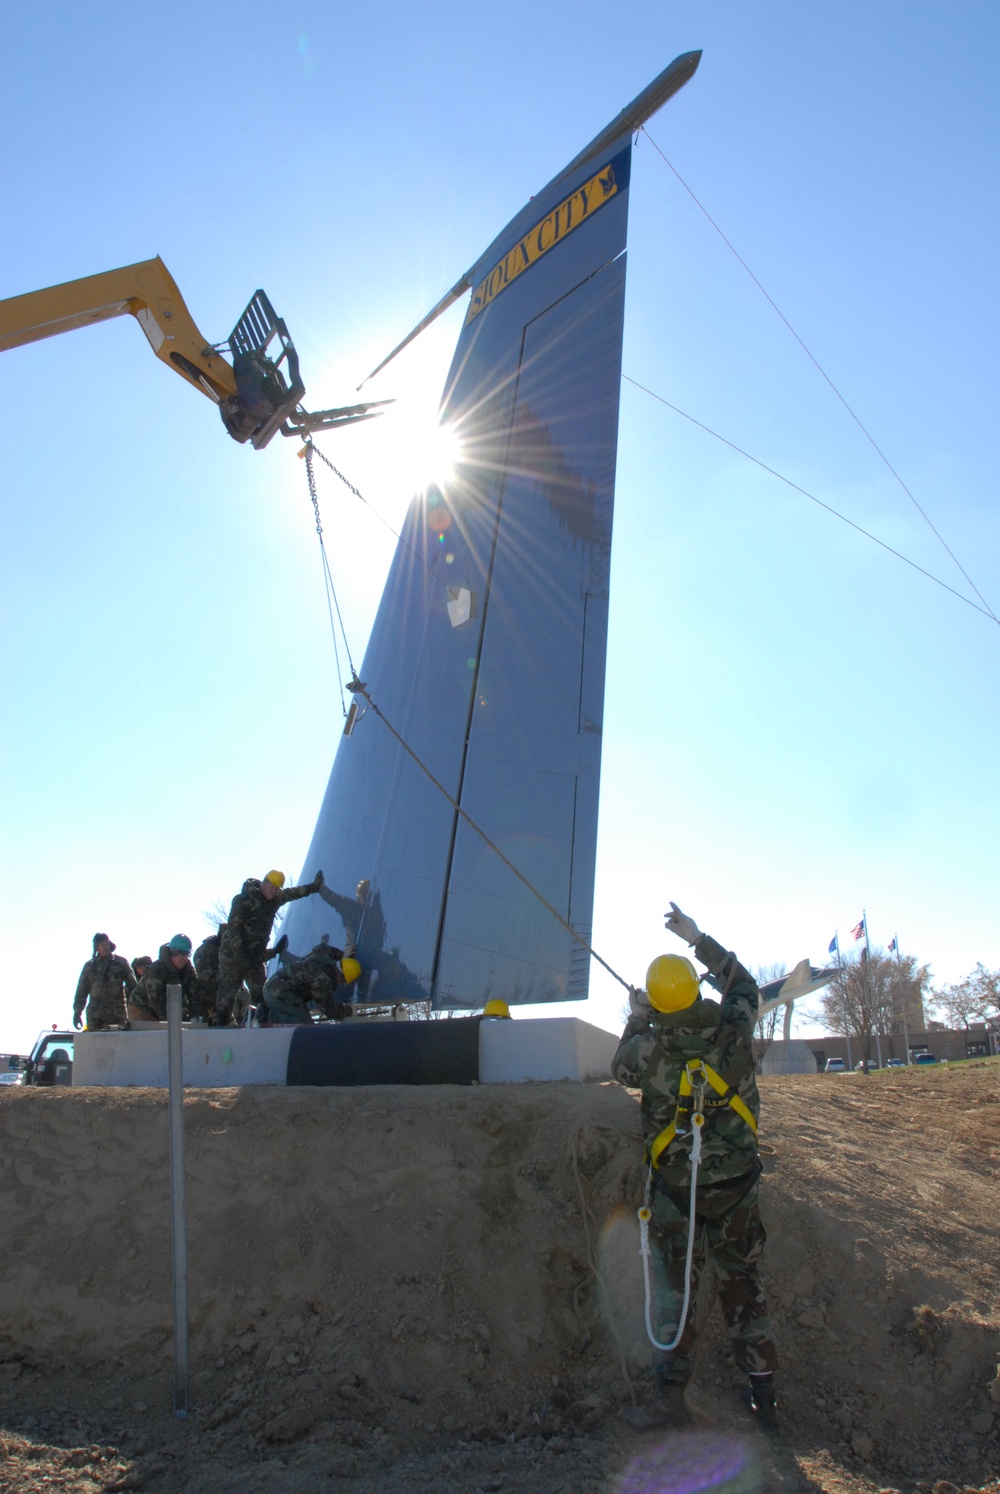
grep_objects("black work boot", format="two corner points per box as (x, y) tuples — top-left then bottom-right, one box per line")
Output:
(622, 1381), (691, 1432)
(744, 1373), (778, 1434)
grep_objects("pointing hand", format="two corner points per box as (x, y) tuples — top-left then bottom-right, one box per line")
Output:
(664, 901), (701, 946)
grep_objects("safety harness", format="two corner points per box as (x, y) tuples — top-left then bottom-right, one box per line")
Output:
(638, 1057), (758, 1353)
(647, 1057), (757, 1167)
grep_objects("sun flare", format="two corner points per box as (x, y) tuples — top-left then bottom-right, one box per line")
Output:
(405, 415), (462, 494)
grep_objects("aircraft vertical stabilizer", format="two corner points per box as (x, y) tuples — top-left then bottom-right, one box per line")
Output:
(282, 55), (700, 1006)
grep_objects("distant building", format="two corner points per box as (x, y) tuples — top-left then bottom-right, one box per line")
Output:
(760, 1023), (997, 1073)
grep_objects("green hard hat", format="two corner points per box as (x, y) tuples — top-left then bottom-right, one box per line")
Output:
(168, 934), (192, 954)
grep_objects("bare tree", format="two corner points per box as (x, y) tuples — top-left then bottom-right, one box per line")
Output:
(968, 964), (1000, 1024)
(821, 950), (929, 1069)
(934, 978), (984, 1030)
(933, 964), (1000, 1032)
(752, 962), (786, 1065)
(202, 898), (230, 932)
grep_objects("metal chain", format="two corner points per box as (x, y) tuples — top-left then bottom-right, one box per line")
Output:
(309, 440), (368, 505)
(303, 441), (325, 539)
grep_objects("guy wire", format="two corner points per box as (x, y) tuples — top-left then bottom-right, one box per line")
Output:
(623, 375), (998, 628)
(640, 124), (998, 625)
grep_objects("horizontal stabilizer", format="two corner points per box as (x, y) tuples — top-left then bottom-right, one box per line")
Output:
(758, 962), (838, 1017)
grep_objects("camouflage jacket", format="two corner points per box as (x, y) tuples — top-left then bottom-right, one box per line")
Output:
(193, 930), (223, 979)
(74, 953), (136, 1024)
(611, 933), (761, 1189)
(143, 944), (199, 1020)
(220, 879), (317, 968)
(267, 944), (346, 1012)
(128, 975), (158, 1018)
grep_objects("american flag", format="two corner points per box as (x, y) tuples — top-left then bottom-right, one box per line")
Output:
(888, 936), (897, 953)
(851, 918), (866, 941)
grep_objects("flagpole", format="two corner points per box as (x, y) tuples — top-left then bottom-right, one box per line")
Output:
(863, 911), (884, 1068)
(833, 932), (852, 1070)
(893, 934), (911, 1065)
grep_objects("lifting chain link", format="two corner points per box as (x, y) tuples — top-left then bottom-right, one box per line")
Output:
(303, 442), (325, 542)
(308, 438), (368, 506)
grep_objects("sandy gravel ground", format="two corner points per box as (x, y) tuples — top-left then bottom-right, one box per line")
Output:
(0, 1059), (998, 1493)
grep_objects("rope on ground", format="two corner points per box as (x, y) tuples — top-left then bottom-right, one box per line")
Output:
(638, 1119), (703, 1352)
(347, 675), (631, 992)
(639, 124), (998, 627)
(570, 1129), (636, 1406)
(622, 375), (999, 629)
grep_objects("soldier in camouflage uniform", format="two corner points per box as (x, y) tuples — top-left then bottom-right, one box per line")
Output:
(127, 956), (157, 1023)
(215, 869), (324, 1025)
(259, 941), (352, 1026)
(192, 929), (224, 1023)
(195, 926), (288, 1023)
(143, 935), (199, 1020)
(73, 934), (135, 1030)
(611, 901), (779, 1433)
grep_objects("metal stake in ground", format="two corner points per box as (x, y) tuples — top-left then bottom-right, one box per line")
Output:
(166, 982), (189, 1417)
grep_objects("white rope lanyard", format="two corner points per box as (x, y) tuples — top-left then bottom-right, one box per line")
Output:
(638, 1112), (704, 1352)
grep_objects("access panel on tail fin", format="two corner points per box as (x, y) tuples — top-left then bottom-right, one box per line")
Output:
(281, 56), (701, 1005)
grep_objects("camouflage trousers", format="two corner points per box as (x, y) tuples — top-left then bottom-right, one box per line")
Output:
(649, 1168), (779, 1385)
(193, 973), (219, 1024)
(81, 996), (128, 1027)
(216, 956), (266, 1024)
(259, 976), (312, 1026)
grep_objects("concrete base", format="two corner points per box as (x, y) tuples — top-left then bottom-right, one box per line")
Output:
(759, 1038), (819, 1076)
(479, 1017), (617, 1083)
(74, 1027), (294, 1087)
(72, 1017), (618, 1088)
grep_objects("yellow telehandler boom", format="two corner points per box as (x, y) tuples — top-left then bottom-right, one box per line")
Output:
(0, 257), (387, 448)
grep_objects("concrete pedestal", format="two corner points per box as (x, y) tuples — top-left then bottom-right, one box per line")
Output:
(72, 1017), (617, 1088)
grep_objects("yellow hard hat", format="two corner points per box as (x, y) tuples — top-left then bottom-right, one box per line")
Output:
(264, 870), (286, 889)
(645, 955), (699, 1014)
(483, 999), (511, 1019)
(340, 957), (362, 984)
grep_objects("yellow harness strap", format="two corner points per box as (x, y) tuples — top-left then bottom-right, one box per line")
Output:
(647, 1058), (757, 1169)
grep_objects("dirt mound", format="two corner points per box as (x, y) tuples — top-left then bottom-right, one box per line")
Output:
(0, 1064), (998, 1492)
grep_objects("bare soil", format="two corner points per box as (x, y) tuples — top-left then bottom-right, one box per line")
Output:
(0, 1061), (998, 1493)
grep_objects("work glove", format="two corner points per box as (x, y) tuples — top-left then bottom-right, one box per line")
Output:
(73, 1014), (83, 1031)
(311, 870), (325, 891)
(628, 985), (651, 1016)
(664, 901), (701, 946)
(271, 934), (288, 958)
(343, 942), (356, 959)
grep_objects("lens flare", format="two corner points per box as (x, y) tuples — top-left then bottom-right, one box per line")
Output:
(401, 416), (462, 495)
(620, 1431), (758, 1494)
(427, 504), (452, 535)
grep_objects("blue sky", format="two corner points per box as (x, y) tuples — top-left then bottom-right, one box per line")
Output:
(2, 2), (997, 1052)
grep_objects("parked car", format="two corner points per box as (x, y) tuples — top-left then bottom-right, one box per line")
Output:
(854, 1059), (878, 1072)
(913, 1052), (939, 1066)
(824, 1057), (846, 1073)
(885, 1058), (906, 1068)
(0, 1072), (23, 1086)
(22, 1031), (75, 1087)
